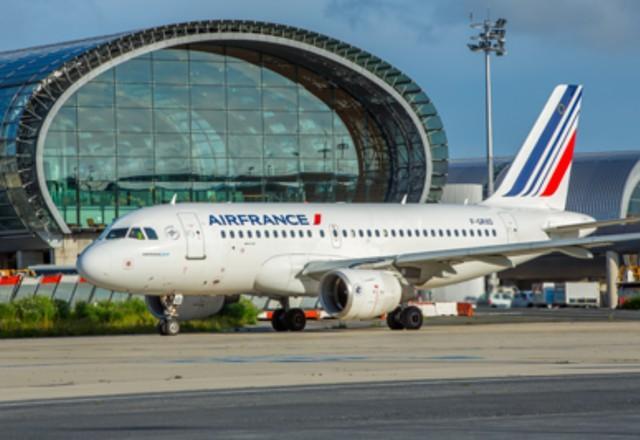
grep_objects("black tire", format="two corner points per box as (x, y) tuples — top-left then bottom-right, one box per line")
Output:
(159, 318), (180, 336)
(285, 308), (306, 332)
(400, 306), (423, 330)
(386, 307), (404, 330)
(271, 309), (288, 332)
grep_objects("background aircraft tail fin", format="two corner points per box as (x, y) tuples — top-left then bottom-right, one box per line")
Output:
(484, 84), (582, 211)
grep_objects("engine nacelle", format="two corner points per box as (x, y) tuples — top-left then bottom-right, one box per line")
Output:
(319, 269), (403, 320)
(145, 295), (227, 321)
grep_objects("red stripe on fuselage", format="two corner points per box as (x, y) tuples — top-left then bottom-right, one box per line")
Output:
(313, 213), (322, 225)
(541, 130), (577, 197)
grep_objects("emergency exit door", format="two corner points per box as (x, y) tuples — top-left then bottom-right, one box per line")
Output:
(178, 212), (206, 260)
(498, 212), (518, 243)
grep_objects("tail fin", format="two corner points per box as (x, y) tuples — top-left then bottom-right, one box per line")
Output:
(484, 84), (582, 211)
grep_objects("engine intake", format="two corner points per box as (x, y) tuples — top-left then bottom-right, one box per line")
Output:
(319, 269), (403, 320)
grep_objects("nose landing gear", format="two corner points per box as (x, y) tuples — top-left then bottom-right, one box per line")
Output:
(158, 294), (183, 336)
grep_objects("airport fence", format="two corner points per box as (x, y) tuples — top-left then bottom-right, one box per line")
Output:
(0, 274), (131, 306)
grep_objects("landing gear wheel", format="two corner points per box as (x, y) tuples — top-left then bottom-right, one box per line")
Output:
(386, 307), (405, 330)
(159, 318), (180, 336)
(271, 309), (288, 332)
(285, 308), (306, 332)
(400, 306), (423, 330)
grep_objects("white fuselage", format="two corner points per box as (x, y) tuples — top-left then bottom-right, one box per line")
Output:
(77, 203), (593, 297)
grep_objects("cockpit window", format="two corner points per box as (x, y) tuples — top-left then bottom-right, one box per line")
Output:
(106, 228), (129, 240)
(128, 227), (146, 240)
(144, 228), (158, 240)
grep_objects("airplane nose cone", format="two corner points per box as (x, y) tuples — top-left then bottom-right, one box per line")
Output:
(77, 246), (111, 287)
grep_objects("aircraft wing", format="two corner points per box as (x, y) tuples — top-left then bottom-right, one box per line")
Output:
(301, 232), (640, 282)
(544, 216), (640, 233)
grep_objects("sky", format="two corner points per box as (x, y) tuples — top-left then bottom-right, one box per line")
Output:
(1, 0), (639, 159)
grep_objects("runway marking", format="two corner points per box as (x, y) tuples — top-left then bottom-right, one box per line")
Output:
(170, 354), (370, 364)
(167, 354), (485, 364)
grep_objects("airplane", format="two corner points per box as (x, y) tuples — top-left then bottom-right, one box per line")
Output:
(77, 84), (640, 335)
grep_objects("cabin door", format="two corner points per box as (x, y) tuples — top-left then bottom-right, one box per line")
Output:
(178, 212), (206, 260)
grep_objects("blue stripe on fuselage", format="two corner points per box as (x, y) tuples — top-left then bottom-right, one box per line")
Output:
(504, 85), (577, 197)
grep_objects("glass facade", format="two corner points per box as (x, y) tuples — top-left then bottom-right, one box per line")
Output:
(42, 45), (392, 228)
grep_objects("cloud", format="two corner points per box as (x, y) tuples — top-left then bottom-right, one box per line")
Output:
(324, 0), (439, 43)
(326, 0), (640, 52)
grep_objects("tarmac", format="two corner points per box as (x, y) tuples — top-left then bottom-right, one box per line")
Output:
(1, 320), (640, 402)
(2, 319), (640, 438)
(2, 374), (640, 439)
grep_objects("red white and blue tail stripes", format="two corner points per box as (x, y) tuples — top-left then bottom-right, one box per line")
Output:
(486, 85), (582, 211)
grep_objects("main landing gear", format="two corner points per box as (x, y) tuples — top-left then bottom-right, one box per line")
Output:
(386, 305), (423, 331)
(158, 294), (183, 336)
(271, 298), (306, 332)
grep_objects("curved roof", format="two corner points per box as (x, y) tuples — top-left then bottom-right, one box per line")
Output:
(448, 151), (640, 220)
(0, 20), (448, 244)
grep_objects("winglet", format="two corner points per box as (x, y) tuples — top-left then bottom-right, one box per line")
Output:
(170, 194), (178, 205)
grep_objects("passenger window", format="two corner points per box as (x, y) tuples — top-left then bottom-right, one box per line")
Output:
(332, 229), (338, 238)
(342, 230), (348, 238)
(374, 230), (380, 237)
(256, 230), (262, 238)
(431, 229), (436, 237)
(399, 230), (404, 237)
(492, 229), (497, 237)
(221, 230), (226, 239)
(470, 229), (475, 237)
(462, 230), (467, 237)
(290, 230), (296, 238)
(106, 228), (129, 240)
(265, 230), (270, 238)
(484, 229), (490, 237)
(298, 230), (304, 238)
(351, 229), (356, 237)
(320, 230), (325, 238)
(415, 229), (420, 236)
(454, 229), (459, 237)
(307, 230), (312, 238)
(129, 227), (145, 240)
(423, 229), (428, 237)
(446, 230), (451, 237)
(144, 228), (158, 240)
(383, 229), (389, 237)
(273, 230), (279, 238)
(247, 230), (253, 239)
(439, 229), (444, 237)
(238, 231), (244, 239)
(407, 229), (412, 237)
(358, 230), (364, 238)
(391, 229), (396, 237)
(366, 230), (372, 238)
(230, 231), (235, 239)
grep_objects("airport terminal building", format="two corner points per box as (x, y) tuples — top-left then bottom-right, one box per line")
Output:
(0, 20), (448, 267)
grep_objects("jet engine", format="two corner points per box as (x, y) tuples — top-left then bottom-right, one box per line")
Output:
(319, 269), (403, 320)
(145, 295), (231, 321)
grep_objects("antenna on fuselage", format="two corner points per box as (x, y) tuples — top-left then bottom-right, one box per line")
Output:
(170, 194), (177, 205)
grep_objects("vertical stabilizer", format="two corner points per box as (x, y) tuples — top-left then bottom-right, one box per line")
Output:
(484, 84), (582, 211)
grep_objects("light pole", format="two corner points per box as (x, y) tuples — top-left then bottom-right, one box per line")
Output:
(468, 16), (506, 198)
(468, 16), (506, 296)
